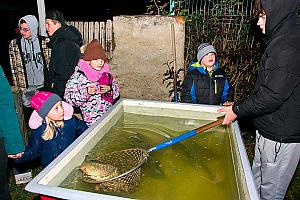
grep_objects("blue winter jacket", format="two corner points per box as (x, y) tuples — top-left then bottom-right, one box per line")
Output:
(181, 61), (234, 105)
(16, 116), (87, 168)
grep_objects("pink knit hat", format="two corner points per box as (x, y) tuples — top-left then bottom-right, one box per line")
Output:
(30, 91), (61, 119)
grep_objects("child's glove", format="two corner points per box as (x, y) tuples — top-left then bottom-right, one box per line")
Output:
(98, 72), (114, 103)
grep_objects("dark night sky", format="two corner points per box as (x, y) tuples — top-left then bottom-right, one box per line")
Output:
(0, 0), (148, 83)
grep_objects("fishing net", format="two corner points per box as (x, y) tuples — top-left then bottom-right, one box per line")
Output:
(81, 148), (148, 193)
(80, 117), (225, 193)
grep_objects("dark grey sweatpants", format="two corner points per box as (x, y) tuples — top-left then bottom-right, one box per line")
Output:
(252, 131), (300, 200)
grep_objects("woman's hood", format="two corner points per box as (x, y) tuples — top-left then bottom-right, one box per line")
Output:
(262, 0), (298, 39)
(18, 15), (39, 41)
(49, 25), (83, 46)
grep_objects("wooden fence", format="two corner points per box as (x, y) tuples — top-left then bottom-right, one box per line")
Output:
(67, 20), (114, 59)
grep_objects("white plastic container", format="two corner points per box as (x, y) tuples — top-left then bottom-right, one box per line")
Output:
(25, 99), (259, 200)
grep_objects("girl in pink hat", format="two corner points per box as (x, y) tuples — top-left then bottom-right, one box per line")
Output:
(15, 91), (88, 168)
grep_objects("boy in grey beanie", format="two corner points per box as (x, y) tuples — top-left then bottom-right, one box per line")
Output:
(181, 43), (234, 105)
(197, 43), (216, 62)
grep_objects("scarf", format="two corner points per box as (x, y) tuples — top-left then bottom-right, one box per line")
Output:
(78, 59), (110, 82)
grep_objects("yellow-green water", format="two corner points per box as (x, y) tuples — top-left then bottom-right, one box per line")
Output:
(60, 113), (239, 199)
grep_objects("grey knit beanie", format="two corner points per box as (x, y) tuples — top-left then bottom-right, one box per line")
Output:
(197, 43), (216, 62)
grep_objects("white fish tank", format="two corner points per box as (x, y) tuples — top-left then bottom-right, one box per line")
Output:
(25, 99), (258, 200)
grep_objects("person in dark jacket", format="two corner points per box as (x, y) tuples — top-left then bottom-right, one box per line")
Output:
(44, 10), (83, 98)
(219, 0), (300, 199)
(15, 91), (87, 168)
(181, 43), (234, 105)
(0, 65), (25, 200)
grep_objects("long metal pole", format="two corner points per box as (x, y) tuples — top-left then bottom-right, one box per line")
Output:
(169, 0), (175, 16)
(37, 0), (47, 36)
(171, 23), (178, 102)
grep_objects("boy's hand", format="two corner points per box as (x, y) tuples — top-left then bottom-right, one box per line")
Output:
(223, 101), (234, 106)
(8, 152), (24, 158)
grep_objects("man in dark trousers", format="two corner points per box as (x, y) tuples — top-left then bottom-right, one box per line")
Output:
(219, 0), (300, 199)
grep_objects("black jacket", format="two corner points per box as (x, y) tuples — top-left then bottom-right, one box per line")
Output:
(233, 0), (300, 143)
(181, 61), (234, 105)
(45, 25), (83, 98)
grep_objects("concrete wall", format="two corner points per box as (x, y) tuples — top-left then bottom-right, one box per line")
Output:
(110, 15), (185, 101)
